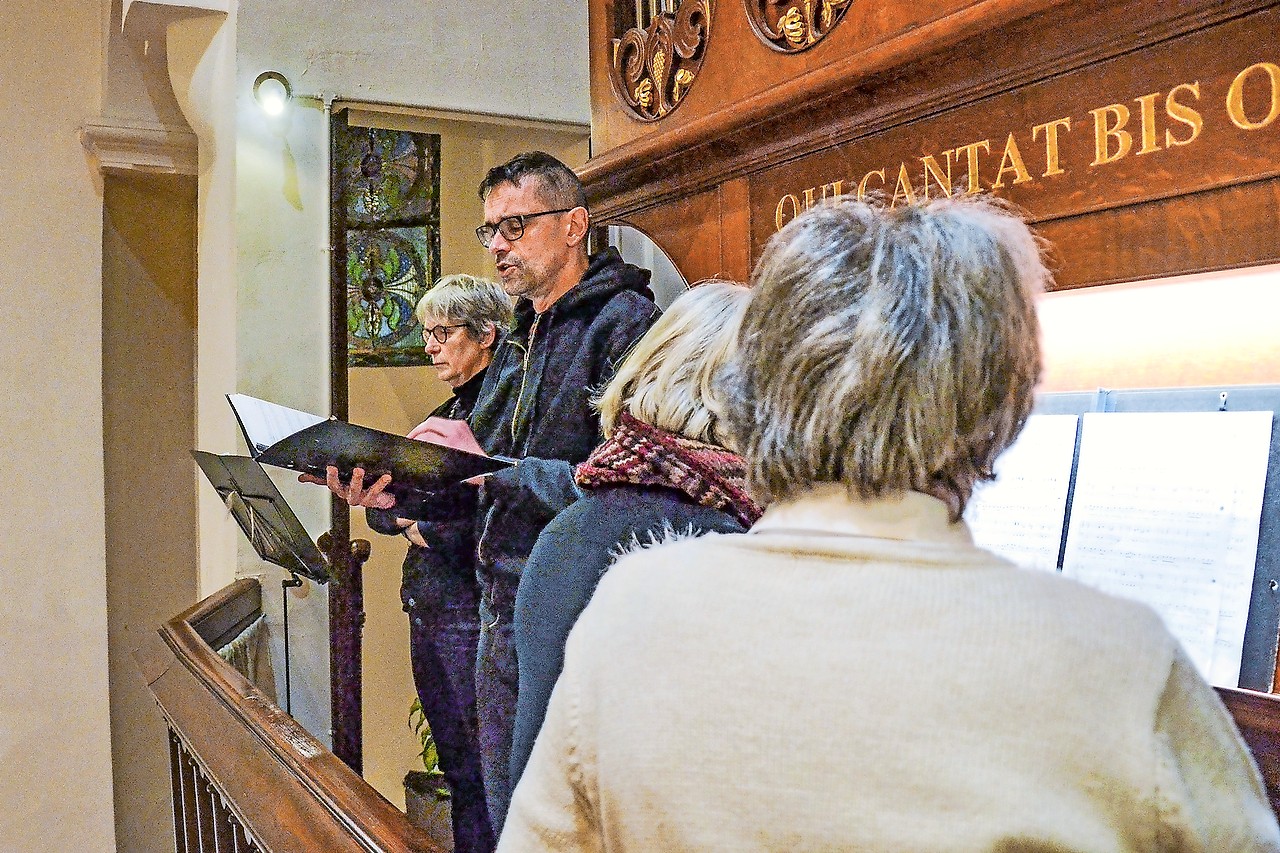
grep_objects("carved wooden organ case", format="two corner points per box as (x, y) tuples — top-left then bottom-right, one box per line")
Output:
(582, 0), (1280, 290)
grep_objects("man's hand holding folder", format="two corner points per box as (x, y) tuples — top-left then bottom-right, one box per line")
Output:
(299, 466), (397, 509)
(298, 416), (495, 507)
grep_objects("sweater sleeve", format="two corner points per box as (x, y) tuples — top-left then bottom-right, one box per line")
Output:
(1153, 647), (1280, 850)
(364, 507), (404, 537)
(500, 604), (603, 852)
(483, 457), (582, 522)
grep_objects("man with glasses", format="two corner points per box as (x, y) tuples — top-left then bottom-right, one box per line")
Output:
(467, 151), (659, 833)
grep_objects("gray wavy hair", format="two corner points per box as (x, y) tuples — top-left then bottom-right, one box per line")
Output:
(596, 280), (751, 448)
(727, 195), (1048, 518)
(415, 274), (514, 344)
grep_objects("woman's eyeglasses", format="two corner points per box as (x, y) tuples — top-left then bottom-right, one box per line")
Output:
(423, 324), (467, 343)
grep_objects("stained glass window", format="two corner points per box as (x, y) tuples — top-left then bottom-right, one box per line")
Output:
(333, 113), (441, 367)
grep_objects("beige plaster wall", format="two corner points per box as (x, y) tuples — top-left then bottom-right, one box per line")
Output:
(102, 171), (200, 853)
(230, 0), (594, 751)
(349, 118), (588, 808)
(233, 81), (335, 746)
(168, 8), (243, 602)
(0, 1), (116, 850)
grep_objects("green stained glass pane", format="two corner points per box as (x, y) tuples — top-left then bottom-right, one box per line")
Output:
(344, 226), (437, 365)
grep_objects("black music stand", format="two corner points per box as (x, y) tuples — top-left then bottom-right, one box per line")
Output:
(193, 451), (330, 714)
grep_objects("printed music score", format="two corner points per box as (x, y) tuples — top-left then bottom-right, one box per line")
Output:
(965, 415), (1079, 572)
(228, 393), (326, 453)
(1061, 411), (1273, 687)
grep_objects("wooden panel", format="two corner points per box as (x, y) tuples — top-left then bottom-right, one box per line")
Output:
(587, 0), (1059, 157)
(616, 188), (724, 283)
(719, 178), (752, 282)
(1041, 177), (1280, 290)
(584, 0), (1280, 291)
(584, 0), (1256, 205)
(1218, 687), (1280, 814)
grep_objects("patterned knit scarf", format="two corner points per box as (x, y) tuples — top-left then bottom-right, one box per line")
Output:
(575, 412), (762, 528)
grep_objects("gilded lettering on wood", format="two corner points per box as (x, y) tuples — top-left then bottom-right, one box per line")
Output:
(1227, 62), (1280, 130)
(758, 38), (1280, 239)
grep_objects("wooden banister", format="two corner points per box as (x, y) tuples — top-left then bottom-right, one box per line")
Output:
(1218, 687), (1280, 815)
(136, 578), (443, 853)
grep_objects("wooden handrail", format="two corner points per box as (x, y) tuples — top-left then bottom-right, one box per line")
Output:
(1218, 687), (1280, 815)
(136, 578), (443, 853)
(138, 578), (1280, 851)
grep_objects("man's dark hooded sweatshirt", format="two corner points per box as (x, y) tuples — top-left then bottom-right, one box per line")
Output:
(470, 246), (660, 590)
(467, 246), (659, 833)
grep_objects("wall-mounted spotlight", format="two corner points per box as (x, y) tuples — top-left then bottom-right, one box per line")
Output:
(252, 71), (292, 116)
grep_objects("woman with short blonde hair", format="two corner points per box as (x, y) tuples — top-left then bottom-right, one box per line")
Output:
(594, 280), (744, 448)
(508, 281), (760, 790)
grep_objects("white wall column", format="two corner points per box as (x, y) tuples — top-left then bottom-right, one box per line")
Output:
(163, 6), (241, 596)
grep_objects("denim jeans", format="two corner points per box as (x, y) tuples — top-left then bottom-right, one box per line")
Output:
(408, 599), (493, 853)
(476, 581), (519, 836)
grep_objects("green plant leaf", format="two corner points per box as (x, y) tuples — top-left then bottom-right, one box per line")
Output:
(408, 697), (441, 774)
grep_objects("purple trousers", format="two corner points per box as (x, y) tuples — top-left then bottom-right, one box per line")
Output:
(408, 601), (494, 853)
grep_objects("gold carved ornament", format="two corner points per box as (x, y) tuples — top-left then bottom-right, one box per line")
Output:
(610, 0), (711, 121)
(746, 0), (851, 52)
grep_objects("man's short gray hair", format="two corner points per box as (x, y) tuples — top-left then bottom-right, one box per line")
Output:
(597, 280), (751, 448)
(415, 274), (514, 345)
(727, 195), (1048, 518)
(477, 151), (588, 210)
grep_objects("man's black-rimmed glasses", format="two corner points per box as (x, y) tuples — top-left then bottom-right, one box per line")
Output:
(475, 208), (576, 248)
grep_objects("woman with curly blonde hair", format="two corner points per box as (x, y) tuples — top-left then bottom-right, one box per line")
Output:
(508, 281), (760, 791)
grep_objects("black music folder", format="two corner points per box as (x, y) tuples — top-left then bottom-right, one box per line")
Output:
(192, 451), (330, 583)
(226, 394), (511, 507)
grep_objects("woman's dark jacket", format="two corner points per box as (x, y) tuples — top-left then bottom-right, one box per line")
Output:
(508, 484), (746, 784)
(468, 248), (660, 591)
(366, 369), (486, 615)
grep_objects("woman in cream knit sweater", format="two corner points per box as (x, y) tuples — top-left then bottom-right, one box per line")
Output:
(498, 196), (1280, 851)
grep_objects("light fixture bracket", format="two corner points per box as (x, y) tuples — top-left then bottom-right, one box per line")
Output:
(252, 70), (292, 116)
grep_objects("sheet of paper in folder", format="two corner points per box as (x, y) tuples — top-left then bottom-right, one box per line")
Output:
(227, 393), (327, 454)
(965, 414), (1080, 573)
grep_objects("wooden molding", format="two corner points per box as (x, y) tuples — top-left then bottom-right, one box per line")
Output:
(581, 0), (1280, 290)
(583, 0), (1062, 196)
(582, 0), (1275, 217)
(80, 118), (198, 175)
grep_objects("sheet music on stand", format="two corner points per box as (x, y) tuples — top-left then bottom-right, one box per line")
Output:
(962, 387), (1280, 690)
(1061, 411), (1273, 687)
(193, 451), (329, 583)
(965, 415), (1079, 572)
